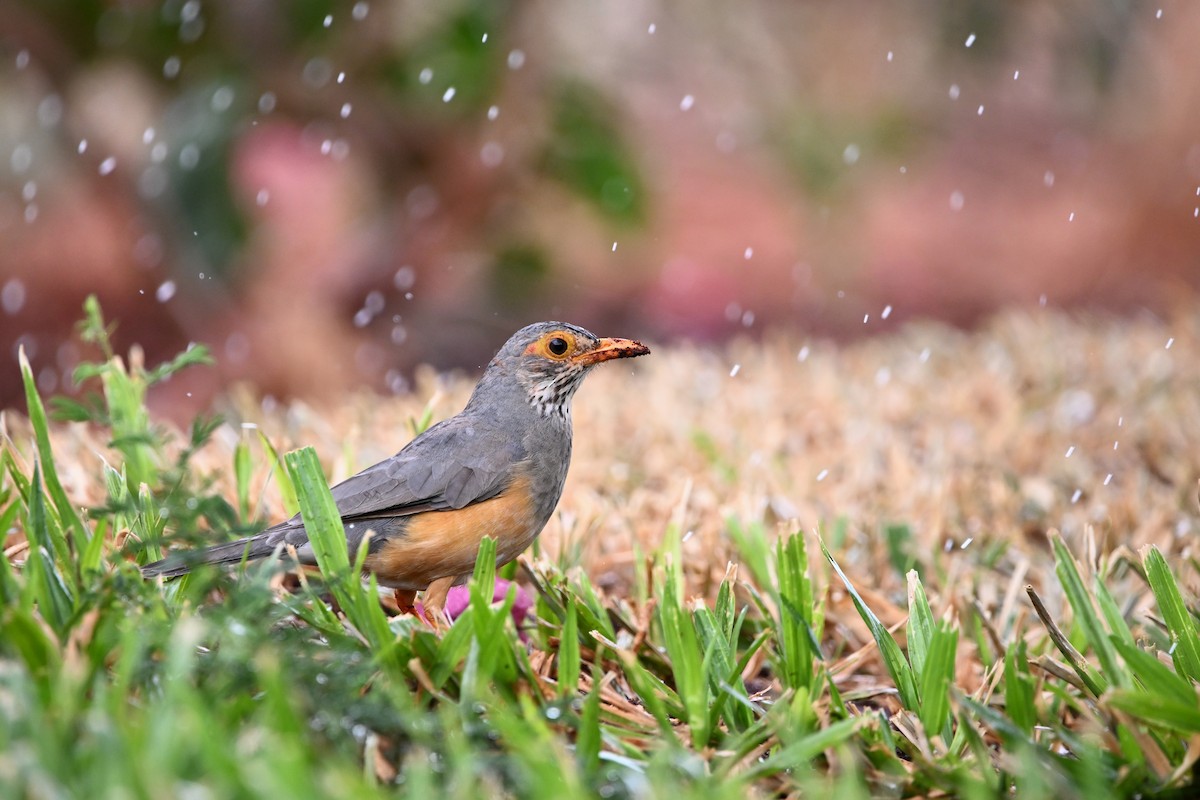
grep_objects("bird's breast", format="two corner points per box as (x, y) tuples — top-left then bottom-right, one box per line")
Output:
(363, 470), (552, 589)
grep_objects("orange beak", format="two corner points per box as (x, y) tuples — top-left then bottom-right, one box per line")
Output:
(571, 337), (651, 366)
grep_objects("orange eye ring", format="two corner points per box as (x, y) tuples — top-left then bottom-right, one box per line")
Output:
(524, 331), (577, 359)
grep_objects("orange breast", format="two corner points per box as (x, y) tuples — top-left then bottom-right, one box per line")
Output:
(362, 473), (544, 590)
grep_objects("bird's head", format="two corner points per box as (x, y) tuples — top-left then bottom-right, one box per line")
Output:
(482, 322), (650, 420)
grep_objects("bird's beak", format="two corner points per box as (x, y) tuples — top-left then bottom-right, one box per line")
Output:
(572, 337), (651, 366)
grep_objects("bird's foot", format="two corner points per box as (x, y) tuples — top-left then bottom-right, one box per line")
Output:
(420, 576), (457, 632)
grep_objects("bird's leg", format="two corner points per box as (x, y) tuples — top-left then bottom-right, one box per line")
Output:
(421, 575), (456, 630)
(393, 589), (418, 617)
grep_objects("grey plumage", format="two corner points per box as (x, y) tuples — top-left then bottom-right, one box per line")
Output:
(141, 321), (646, 583)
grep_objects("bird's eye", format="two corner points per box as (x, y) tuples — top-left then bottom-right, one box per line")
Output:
(547, 337), (569, 356)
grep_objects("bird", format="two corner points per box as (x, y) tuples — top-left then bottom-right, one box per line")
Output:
(141, 321), (650, 621)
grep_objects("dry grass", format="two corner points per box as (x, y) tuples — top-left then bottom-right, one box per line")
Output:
(5, 305), (1200, 796)
(17, 306), (1200, 648)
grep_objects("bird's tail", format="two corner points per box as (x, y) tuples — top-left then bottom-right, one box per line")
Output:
(141, 533), (281, 579)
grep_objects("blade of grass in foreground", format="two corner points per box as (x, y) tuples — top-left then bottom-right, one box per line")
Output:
(284, 447), (394, 657)
(823, 540), (919, 710)
(1051, 532), (1125, 689)
(1142, 545), (1200, 683)
(19, 347), (88, 568)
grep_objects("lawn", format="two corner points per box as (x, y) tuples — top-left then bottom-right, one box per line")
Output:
(2, 300), (1199, 798)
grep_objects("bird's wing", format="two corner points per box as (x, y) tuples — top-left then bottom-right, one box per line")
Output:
(321, 416), (527, 522)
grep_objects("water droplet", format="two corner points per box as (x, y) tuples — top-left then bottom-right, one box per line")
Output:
(24, 204), (38, 223)
(1065, 446), (1075, 458)
(150, 142), (168, 163)
(507, 49), (525, 70)
(340, 102), (352, 119)
(2, 279), (27, 314)
(1070, 489), (1082, 504)
(442, 87), (456, 103)
(181, 0), (201, 23)
(22, 181), (36, 202)
(742, 310), (754, 327)
(976, 104), (984, 116)
(948, 83), (960, 100)
(964, 33), (976, 47)
(1067, 211), (1075, 221)
(1043, 170), (1054, 187)
(918, 347), (930, 363)
(648, 23), (656, 34)
(816, 469), (829, 481)
(545, 706), (562, 721)
(881, 304), (892, 319)
(949, 190), (964, 211)
(482, 33), (488, 43)
(743, 247), (753, 259)
(487, 105), (500, 121)
(303, 57), (333, 88)
(611, 242), (618, 252)
(98, 156), (117, 175)
(258, 92), (277, 114)
(256, 189), (270, 206)
(352, 1), (369, 21)
(393, 266), (415, 290)
(179, 144), (200, 170)
(418, 67), (433, 85)
(1165, 337), (1174, 349)
(863, 314), (870, 324)
(729, 364), (740, 377)
(886, 51), (894, 62)
(797, 345), (810, 362)
(138, 166), (168, 198)
(842, 143), (860, 164)
(680, 94), (694, 111)
(323, 13), (333, 28)
(211, 85), (234, 112)
(1104, 473), (1112, 485)
(37, 95), (63, 127)
(163, 56), (181, 79)
(156, 281), (176, 302)
(1013, 69), (1020, 80)
(11, 143), (33, 173)
(15, 50), (29, 70)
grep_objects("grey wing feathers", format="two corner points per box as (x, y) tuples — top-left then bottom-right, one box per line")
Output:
(141, 414), (524, 579)
(326, 416), (524, 519)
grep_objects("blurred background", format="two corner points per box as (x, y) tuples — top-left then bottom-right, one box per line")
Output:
(2, 0), (1199, 415)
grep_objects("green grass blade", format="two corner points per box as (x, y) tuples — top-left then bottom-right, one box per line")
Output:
(1142, 546), (1200, 683)
(234, 435), (252, 521)
(559, 596), (581, 698)
(917, 622), (958, 739)
(824, 541), (919, 709)
(1051, 532), (1125, 688)
(1004, 642), (1036, 735)
(1110, 639), (1195, 704)
(25, 460), (75, 635)
(19, 347), (88, 568)
(1106, 690), (1200, 734)
(906, 570), (935, 684)
(259, 431), (299, 517)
